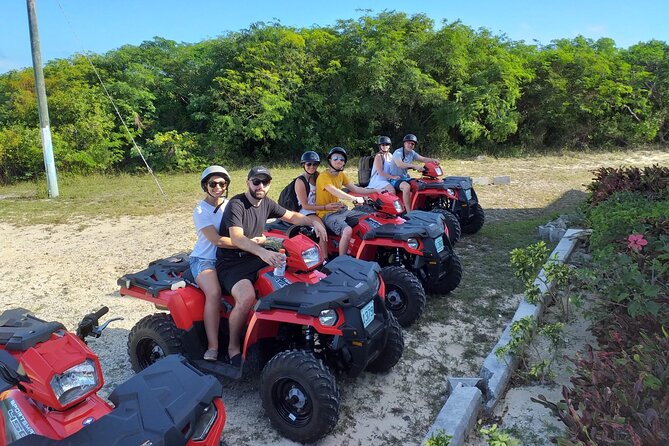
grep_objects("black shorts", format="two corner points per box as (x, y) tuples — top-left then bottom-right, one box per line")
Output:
(216, 255), (267, 295)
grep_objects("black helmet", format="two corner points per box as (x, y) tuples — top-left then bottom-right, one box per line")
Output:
(200, 165), (230, 191)
(378, 136), (392, 145)
(300, 151), (320, 164)
(327, 146), (347, 171)
(403, 134), (418, 144)
(327, 146), (347, 162)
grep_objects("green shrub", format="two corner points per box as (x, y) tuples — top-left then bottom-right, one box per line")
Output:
(587, 192), (669, 254)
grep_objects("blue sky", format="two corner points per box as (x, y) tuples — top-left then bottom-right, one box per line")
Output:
(2, 0), (668, 74)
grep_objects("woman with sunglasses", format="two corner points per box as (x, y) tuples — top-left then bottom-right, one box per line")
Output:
(368, 136), (400, 194)
(190, 165), (236, 361)
(295, 151), (338, 255)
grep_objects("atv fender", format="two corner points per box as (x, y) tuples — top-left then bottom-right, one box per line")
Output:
(242, 309), (345, 358)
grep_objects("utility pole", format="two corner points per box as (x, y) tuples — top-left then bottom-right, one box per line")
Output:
(27, 0), (59, 197)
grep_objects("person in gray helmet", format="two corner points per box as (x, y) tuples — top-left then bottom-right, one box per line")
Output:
(387, 134), (440, 207)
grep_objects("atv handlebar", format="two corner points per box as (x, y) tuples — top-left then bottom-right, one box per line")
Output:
(76, 306), (123, 343)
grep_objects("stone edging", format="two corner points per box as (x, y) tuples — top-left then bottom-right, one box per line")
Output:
(422, 228), (589, 445)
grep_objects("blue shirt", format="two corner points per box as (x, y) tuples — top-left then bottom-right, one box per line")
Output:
(388, 147), (420, 178)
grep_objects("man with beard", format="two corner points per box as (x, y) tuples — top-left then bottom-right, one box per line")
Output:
(216, 166), (327, 368)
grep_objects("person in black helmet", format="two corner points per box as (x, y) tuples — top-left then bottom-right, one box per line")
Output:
(315, 147), (386, 256)
(368, 136), (400, 194)
(190, 165), (238, 361)
(388, 133), (440, 207)
(295, 151), (334, 255)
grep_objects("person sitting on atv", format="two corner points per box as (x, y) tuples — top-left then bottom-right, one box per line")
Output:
(315, 147), (385, 257)
(216, 166), (328, 368)
(294, 150), (335, 255)
(367, 136), (399, 194)
(191, 165), (238, 362)
(387, 133), (440, 207)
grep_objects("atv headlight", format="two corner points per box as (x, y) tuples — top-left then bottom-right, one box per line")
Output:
(393, 199), (403, 212)
(319, 309), (338, 326)
(407, 238), (419, 250)
(435, 166), (443, 176)
(50, 359), (98, 406)
(446, 188), (455, 195)
(191, 401), (218, 441)
(302, 246), (321, 269)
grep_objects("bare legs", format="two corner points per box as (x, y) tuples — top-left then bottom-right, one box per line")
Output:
(195, 269), (221, 354)
(399, 182), (411, 210)
(307, 214), (329, 259)
(339, 226), (353, 256)
(228, 279), (256, 359)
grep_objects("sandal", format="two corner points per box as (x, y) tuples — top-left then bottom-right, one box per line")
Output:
(203, 349), (218, 361)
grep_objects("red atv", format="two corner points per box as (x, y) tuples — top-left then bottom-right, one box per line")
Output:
(406, 162), (485, 236)
(118, 234), (403, 444)
(266, 191), (462, 327)
(0, 307), (225, 446)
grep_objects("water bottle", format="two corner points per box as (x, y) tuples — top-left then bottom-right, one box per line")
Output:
(273, 249), (287, 277)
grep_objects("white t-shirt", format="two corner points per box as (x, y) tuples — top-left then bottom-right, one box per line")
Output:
(298, 180), (317, 216)
(191, 199), (226, 259)
(368, 153), (393, 189)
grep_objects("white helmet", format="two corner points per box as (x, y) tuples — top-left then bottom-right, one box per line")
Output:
(200, 165), (230, 191)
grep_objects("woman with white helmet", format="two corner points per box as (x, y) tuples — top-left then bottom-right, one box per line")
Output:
(190, 165), (236, 361)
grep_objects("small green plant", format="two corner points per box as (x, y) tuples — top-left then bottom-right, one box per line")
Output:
(425, 429), (452, 446)
(495, 316), (536, 363)
(479, 424), (520, 446)
(544, 259), (576, 320)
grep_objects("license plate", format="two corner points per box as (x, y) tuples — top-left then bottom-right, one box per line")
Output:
(361, 300), (375, 328)
(435, 236), (445, 253)
(465, 189), (472, 200)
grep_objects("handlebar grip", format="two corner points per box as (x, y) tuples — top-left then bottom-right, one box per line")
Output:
(93, 306), (109, 320)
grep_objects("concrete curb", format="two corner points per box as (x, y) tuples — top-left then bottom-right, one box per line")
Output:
(422, 228), (588, 445)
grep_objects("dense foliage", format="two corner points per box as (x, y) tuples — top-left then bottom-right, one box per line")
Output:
(547, 166), (669, 445)
(1, 12), (669, 182)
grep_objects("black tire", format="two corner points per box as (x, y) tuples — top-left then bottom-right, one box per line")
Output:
(260, 350), (339, 443)
(366, 313), (404, 373)
(425, 252), (463, 295)
(431, 209), (461, 244)
(380, 266), (426, 327)
(127, 313), (185, 372)
(462, 203), (485, 234)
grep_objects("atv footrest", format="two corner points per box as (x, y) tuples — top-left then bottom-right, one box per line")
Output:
(192, 358), (243, 379)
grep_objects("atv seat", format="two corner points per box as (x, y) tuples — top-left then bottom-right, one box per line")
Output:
(118, 253), (194, 297)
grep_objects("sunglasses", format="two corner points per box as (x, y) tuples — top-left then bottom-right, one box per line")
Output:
(331, 156), (346, 162)
(250, 178), (271, 186)
(304, 162), (319, 167)
(208, 180), (227, 188)
(380, 144), (390, 147)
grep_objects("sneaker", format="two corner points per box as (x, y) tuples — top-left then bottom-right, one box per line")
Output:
(203, 349), (218, 361)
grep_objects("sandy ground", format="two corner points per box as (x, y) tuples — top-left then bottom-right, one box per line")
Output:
(1, 213), (501, 446)
(2, 149), (667, 445)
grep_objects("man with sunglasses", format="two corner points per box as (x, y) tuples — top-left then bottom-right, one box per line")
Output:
(216, 166), (327, 368)
(315, 147), (385, 257)
(388, 133), (440, 208)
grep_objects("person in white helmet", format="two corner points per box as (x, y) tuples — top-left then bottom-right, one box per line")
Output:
(191, 166), (264, 362)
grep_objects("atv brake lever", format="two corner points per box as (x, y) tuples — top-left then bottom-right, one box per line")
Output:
(90, 317), (124, 338)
